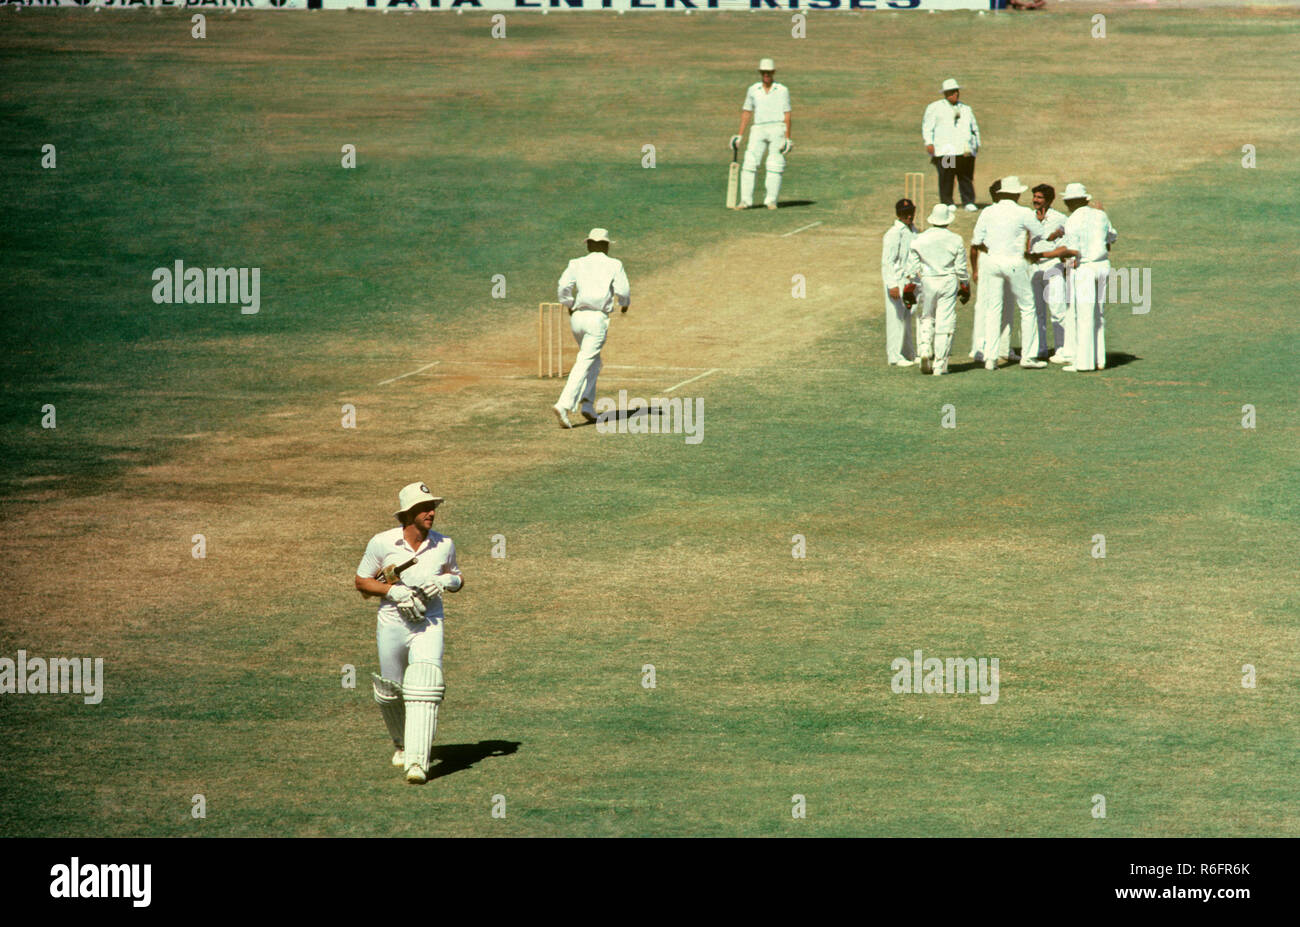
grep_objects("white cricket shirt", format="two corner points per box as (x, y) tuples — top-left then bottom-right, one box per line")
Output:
(971, 200), (1045, 259)
(743, 82), (792, 125)
(557, 252), (631, 315)
(356, 527), (462, 623)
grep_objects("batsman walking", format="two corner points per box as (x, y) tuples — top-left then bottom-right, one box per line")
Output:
(354, 482), (464, 784)
(551, 228), (631, 428)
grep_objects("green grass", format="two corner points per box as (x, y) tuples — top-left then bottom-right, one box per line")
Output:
(0, 8), (1297, 837)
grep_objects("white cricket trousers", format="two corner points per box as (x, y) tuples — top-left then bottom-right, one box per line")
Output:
(557, 309), (609, 411)
(883, 286), (915, 364)
(1071, 260), (1109, 371)
(917, 276), (959, 368)
(980, 255), (1037, 362)
(1033, 261), (1072, 358)
(740, 123), (786, 207)
(377, 614), (444, 684)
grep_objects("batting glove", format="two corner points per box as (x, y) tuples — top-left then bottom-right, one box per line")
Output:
(729, 135), (741, 151)
(385, 585), (417, 606)
(415, 577), (445, 601)
(780, 139), (793, 155)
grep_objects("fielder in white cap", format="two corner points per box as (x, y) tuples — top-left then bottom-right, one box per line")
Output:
(730, 58), (792, 210)
(1032, 183), (1118, 372)
(969, 176), (1047, 369)
(905, 204), (970, 376)
(552, 228), (631, 428)
(922, 78), (981, 212)
(354, 481), (463, 784)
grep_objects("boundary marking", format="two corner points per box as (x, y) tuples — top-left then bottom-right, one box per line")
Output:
(663, 368), (719, 393)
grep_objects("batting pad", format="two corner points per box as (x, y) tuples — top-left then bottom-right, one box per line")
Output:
(371, 673), (405, 748)
(402, 662), (444, 771)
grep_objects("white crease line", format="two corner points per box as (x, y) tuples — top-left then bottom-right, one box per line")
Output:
(781, 220), (823, 238)
(377, 361), (440, 386)
(604, 364), (713, 372)
(663, 368), (719, 394)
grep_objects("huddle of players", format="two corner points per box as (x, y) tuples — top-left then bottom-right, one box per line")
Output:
(882, 177), (1117, 375)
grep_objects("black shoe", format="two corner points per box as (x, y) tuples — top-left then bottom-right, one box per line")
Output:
(920, 356), (933, 375)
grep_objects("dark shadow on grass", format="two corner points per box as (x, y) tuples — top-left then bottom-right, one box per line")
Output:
(427, 740), (520, 781)
(776, 200), (815, 208)
(574, 406), (665, 429)
(1103, 352), (1140, 369)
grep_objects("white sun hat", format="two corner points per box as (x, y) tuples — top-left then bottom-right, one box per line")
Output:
(941, 78), (960, 92)
(586, 228), (613, 243)
(927, 204), (954, 226)
(393, 481), (444, 520)
(1062, 182), (1091, 201)
(759, 58), (775, 71)
(999, 175), (1029, 194)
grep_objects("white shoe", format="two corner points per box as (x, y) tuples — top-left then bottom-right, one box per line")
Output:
(985, 358), (997, 371)
(964, 203), (978, 212)
(1061, 365), (1080, 372)
(1049, 352), (1070, 364)
(552, 404), (573, 429)
(765, 202), (778, 210)
(580, 403), (597, 423)
(1019, 359), (1047, 369)
(893, 358), (917, 367)
(405, 764), (427, 784)
(735, 203), (751, 210)
(933, 364), (948, 376)
(391, 748), (405, 768)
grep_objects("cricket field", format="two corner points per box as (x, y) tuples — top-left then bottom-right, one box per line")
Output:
(0, 3), (1296, 837)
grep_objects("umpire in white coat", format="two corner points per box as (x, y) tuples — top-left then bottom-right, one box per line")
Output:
(922, 78), (981, 212)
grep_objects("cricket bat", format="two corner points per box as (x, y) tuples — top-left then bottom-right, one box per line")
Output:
(359, 556), (418, 598)
(726, 147), (739, 209)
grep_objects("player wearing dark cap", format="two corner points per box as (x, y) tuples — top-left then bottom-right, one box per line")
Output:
(881, 198), (920, 367)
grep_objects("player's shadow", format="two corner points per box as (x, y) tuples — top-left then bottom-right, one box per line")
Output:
(428, 739), (520, 781)
(775, 200), (815, 208)
(1103, 352), (1140, 369)
(574, 406), (664, 429)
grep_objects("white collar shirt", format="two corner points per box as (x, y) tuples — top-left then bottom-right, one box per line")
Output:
(971, 200), (1045, 259)
(1064, 207), (1118, 264)
(922, 98), (980, 158)
(557, 252), (631, 315)
(1031, 207), (1069, 266)
(881, 219), (918, 289)
(356, 527), (461, 623)
(906, 227), (970, 282)
(743, 82), (792, 125)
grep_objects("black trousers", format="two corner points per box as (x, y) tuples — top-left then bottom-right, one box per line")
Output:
(932, 155), (976, 206)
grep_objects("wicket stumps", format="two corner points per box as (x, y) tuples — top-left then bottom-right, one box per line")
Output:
(904, 171), (925, 221)
(537, 302), (565, 378)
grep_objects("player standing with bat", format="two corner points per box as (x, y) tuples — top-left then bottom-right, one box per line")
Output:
(730, 58), (791, 211)
(353, 481), (463, 784)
